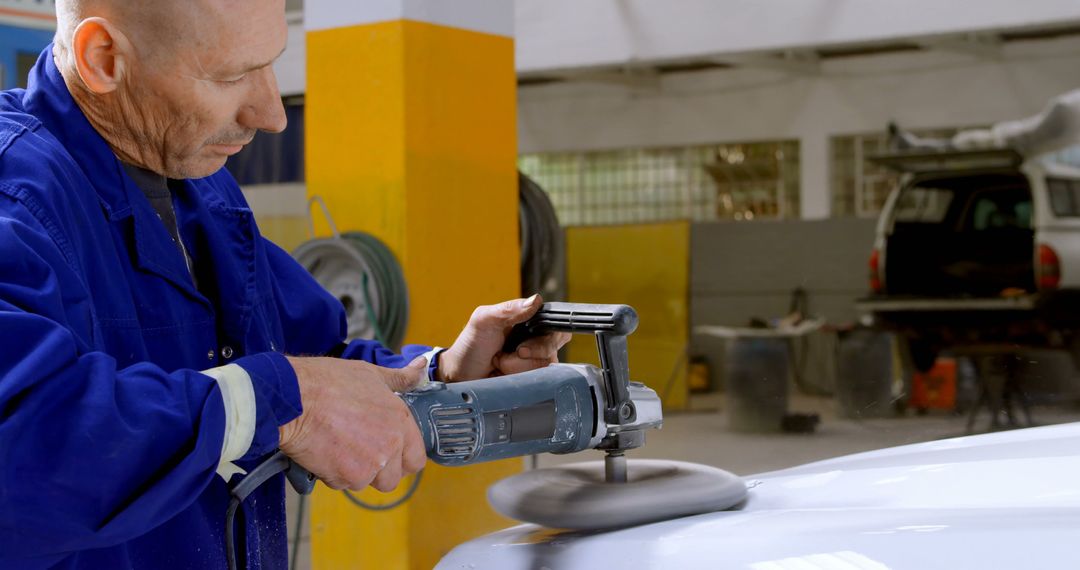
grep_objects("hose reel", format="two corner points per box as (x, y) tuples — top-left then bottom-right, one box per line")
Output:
(292, 197), (409, 349)
(519, 171), (565, 301)
(293, 174), (563, 348)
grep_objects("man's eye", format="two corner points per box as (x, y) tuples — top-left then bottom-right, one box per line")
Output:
(220, 75), (246, 85)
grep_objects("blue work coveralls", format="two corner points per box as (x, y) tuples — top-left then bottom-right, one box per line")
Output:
(0, 48), (432, 569)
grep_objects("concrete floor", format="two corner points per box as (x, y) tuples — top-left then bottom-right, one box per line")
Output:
(285, 391), (1080, 569)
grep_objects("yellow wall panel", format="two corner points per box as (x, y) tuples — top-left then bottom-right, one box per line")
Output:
(252, 216), (310, 252)
(566, 222), (690, 410)
(308, 484), (410, 569)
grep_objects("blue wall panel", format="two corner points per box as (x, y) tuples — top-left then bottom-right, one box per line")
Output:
(226, 103), (305, 185)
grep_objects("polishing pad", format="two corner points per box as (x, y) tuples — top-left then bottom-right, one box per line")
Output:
(488, 459), (747, 530)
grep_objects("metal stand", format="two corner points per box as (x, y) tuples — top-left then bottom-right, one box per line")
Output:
(965, 353), (1034, 434)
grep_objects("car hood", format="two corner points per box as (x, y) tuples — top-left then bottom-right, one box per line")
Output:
(437, 423), (1080, 569)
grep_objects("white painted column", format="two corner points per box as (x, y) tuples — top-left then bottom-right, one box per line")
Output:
(800, 134), (831, 220)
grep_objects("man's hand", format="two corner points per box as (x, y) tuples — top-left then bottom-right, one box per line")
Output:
(437, 295), (573, 382)
(279, 357), (427, 492)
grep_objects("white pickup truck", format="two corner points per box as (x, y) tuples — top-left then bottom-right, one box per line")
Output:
(858, 146), (1080, 371)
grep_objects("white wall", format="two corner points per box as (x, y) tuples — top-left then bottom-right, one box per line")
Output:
(275, 12), (306, 96)
(515, 0), (1080, 75)
(518, 36), (1080, 219)
(279, 0), (1080, 94)
(0, 0), (56, 30)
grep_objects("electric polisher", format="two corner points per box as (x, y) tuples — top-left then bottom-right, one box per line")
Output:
(408, 302), (662, 480)
(228, 304), (745, 567)
(273, 303), (664, 492)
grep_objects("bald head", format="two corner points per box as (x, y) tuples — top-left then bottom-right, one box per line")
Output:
(56, 0), (222, 64)
(53, 0), (288, 178)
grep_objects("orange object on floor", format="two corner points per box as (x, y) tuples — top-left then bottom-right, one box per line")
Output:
(910, 358), (957, 410)
(688, 359), (711, 393)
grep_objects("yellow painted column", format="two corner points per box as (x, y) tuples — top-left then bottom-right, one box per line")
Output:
(304, 1), (520, 568)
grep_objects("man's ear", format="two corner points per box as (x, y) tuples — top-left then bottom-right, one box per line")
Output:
(71, 17), (132, 94)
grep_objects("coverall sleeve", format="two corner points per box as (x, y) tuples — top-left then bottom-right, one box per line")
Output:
(0, 200), (297, 566)
(261, 238), (437, 371)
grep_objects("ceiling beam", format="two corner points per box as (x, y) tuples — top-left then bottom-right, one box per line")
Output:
(917, 32), (1003, 58)
(717, 50), (822, 75)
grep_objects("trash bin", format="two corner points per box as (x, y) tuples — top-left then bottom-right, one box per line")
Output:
(836, 328), (894, 419)
(725, 336), (789, 432)
(697, 322), (824, 433)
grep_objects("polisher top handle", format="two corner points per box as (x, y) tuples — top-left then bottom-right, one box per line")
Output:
(503, 302), (639, 426)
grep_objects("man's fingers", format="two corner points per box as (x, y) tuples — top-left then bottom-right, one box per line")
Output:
(322, 477), (348, 491)
(370, 457), (403, 493)
(493, 353), (557, 375)
(514, 332), (570, 361)
(401, 423), (427, 473)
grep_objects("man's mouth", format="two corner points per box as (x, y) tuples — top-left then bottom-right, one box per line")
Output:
(208, 141), (251, 156)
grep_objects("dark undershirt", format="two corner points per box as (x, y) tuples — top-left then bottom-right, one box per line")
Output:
(122, 163), (196, 281)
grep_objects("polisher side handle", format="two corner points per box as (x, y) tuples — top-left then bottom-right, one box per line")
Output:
(502, 302), (638, 352)
(503, 302), (639, 425)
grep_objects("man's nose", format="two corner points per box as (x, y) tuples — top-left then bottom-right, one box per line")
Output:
(240, 66), (288, 134)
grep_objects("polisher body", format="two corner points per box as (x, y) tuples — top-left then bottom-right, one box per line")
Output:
(402, 363), (662, 466)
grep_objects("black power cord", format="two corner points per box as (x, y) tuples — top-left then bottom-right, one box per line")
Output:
(289, 491), (306, 570)
(227, 452), (301, 570)
(342, 470), (424, 511)
(519, 172), (565, 301)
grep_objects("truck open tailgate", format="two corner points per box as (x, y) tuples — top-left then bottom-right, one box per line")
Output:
(857, 295), (1037, 313)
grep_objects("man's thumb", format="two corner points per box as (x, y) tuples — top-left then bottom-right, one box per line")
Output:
(388, 356), (429, 392)
(505, 294), (541, 324)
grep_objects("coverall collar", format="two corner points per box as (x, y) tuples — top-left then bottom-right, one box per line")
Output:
(19, 46), (229, 301)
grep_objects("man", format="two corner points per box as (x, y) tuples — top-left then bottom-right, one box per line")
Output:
(0, 0), (569, 568)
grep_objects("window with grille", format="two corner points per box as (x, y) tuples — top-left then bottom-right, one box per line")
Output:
(519, 141), (800, 227)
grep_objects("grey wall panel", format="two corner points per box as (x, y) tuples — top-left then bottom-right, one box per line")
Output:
(690, 219), (877, 391)
(691, 218), (877, 328)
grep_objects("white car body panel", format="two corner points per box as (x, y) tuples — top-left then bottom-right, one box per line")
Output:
(437, 423), (1080, 569)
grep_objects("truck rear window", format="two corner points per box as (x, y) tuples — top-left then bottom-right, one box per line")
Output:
(892, 174), (1032, 230)
(966, 189), (1032, 230)
(892, 187), (954, 223)
(1048, 178), (1080, 217)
